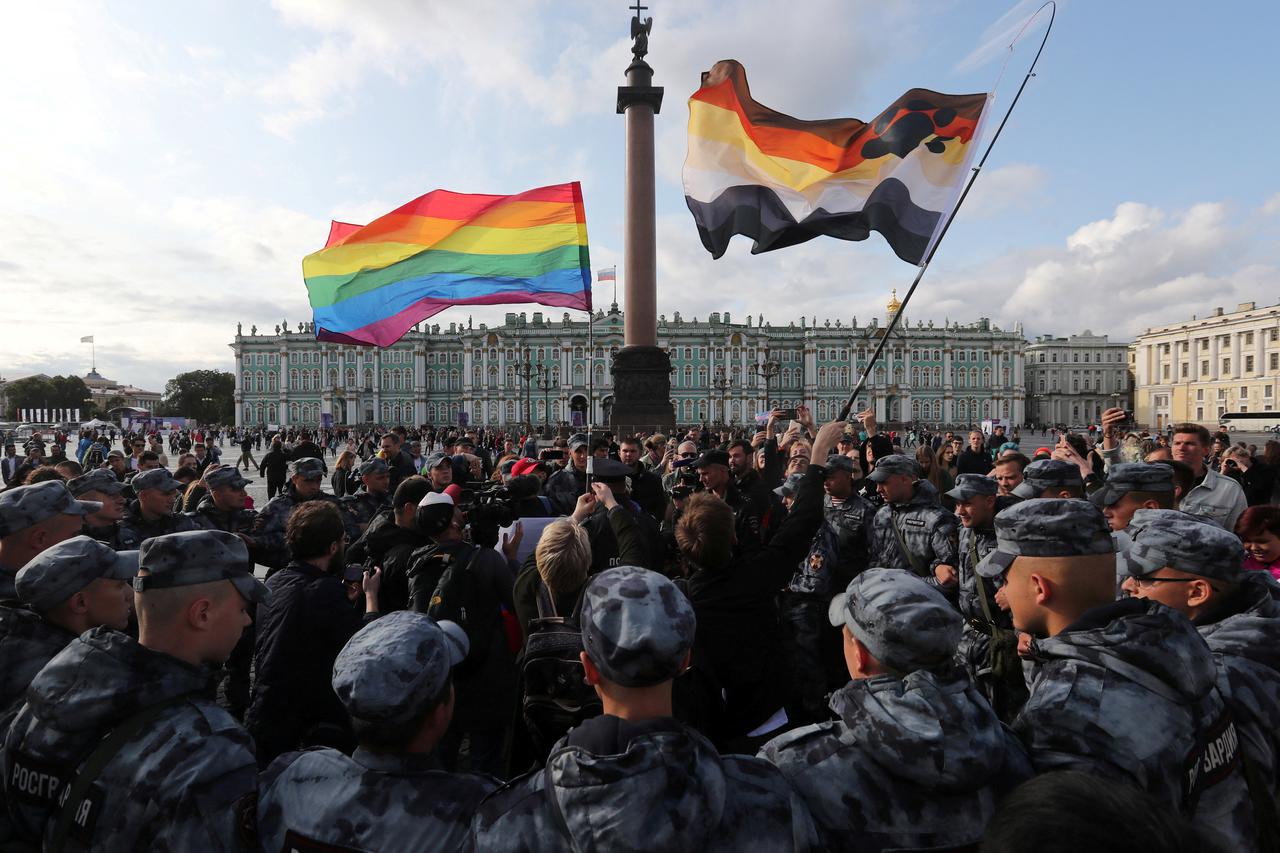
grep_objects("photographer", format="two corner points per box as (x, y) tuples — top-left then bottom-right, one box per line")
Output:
(572, 459), (662, 573)
(1220, 445), (1274, 506)
(545, 434), (590, 514)
(245, 501), (382, 766)
(406, 491), (517, 776)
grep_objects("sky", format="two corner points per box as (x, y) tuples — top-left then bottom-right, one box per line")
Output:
(2, 0), (1278, 392)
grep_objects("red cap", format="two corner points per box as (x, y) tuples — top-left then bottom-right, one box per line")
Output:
(443, 484), (465, 502)
(511, 458), (539, 476)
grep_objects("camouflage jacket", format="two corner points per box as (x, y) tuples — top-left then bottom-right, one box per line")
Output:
(0, 563), (16, 601)
(2, 627), (257, 851)
(119, 501), (197, 549)
(184, 496), (259, 536)
(0, 605), (74, 718)
(761, 669), (1032, 852)
(1015, 598), (1256, 852)
(257, 746), (498, 852)
(870, 480), (959, 594)
(471, 715), (819, 852)
(81, 520), (139, 552)
(957, 525), (1006, 626)
(251, 486), (344, 570)
(1198, 571), (1280, 798)
(339, 490), (392, 539)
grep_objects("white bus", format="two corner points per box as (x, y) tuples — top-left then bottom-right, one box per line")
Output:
(1219, 412), (1280, 433)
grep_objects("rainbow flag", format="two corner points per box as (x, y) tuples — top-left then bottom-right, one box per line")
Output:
(304, 182), (592, 346)
(683, 60), (988, 265)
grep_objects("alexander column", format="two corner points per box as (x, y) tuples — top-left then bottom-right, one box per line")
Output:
(610, 3), (674, 432)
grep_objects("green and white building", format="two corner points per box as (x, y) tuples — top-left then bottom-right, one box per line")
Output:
(231, 292), (1028, 429)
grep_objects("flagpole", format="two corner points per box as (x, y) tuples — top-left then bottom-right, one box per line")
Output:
(837, 0), (1055, 423)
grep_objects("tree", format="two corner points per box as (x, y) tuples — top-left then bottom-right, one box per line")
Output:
(160, 370), (235, 425)
(4, 375), (92, 420)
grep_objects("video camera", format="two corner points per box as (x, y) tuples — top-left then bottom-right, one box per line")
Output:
(455, 480), (519, 548)
(670, 468), (699, 500)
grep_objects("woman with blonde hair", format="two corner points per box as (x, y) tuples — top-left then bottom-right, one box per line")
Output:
(331, 449), (357, 497)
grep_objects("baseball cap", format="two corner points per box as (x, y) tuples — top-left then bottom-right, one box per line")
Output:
(1125, 511), (1245, 582)
(288, 458), (325, 480)
(946, 473), (999, 503)
(133, 530), (269, 603)
(568, 434), (590, 451)
(1012, 459), (1084, 499)
(1089, 463), (1174, 509)
(358, 457), (390, 477)
(828, 568), (962, 673)
(867, 454), (921, 483)
(692, 449), (730, 470)
(332, 610), (468, 725)
(976, 498), (1115, 578)
(16, 535), (138, 612)
(416, 490), (455, 536)
(68, 469), (126, 497)
(205, 467), (252, 490)
(424, 452), (450, 471)
(510, 458), (541, 477)
(580, 565), (696, 688)
(824, 455), (855, 474)
(773, 472), (805, 499)
(0, 481), (101, 537)
(131, 468), (183, 493)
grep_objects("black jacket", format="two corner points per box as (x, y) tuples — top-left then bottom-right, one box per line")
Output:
(349, 513), (432, 613)
(682, 464), (826, 738)
(956, 448), (992, 476)
(259, 447), (289, 481)
(244, 560), (377, 765)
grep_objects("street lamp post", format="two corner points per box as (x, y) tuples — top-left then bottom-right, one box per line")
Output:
(515, 348), (536, 430)
(712, 367), (730, 426)
(752, 354), (781, 410)
(536, 363), (553, 433)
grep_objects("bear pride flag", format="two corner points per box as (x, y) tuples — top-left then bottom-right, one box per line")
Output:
(304, 182), (591, 347)
(683, 60), (988, 266)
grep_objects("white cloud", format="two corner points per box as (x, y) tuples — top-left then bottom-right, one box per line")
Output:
(963, 163), (1047, 218)
(1262, 192), (1280, 216)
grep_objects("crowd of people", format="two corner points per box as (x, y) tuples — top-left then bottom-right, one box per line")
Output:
(0, 405), (1277, 851)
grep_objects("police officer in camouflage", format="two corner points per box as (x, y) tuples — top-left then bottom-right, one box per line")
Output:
(2, 529), (266, 851)
(1010, 458), (1086, 500)
(252, 458), (343, 571)
(471, 565), (819, 851)
(982, 499), (1257, 852)
(68, 469), (135, 550)
(762, 568), (1032, 852)
(119, 468), (196, 546)
(1091, 463), (1177, 589)
(947, 473), (1026, 720)
(256, 611), (498, 851)
(868, 454), (960, 601)
(340, 456), (393, 539)
(1123, 510), (1280, 847)
(186, 466), (259, 541)
(0, 481), (99, 599)
(779, 454), (875, 724)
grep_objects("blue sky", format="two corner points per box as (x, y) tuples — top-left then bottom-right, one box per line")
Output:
(2, 0), (1277, 391)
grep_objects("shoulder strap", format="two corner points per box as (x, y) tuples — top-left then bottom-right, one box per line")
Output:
(535, 580), (559, 619)
(971, 536), (998, 626)
(890, 512), (927, 577)
(542, 764), (579, 852)
(48, 695), (191, 853)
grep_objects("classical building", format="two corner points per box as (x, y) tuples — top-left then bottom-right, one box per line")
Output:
(82, 370), (162, 414)
(1134, 301), (1280, 429)
(231, 294), (1027, 429)
(1024, 331), (1132, 427)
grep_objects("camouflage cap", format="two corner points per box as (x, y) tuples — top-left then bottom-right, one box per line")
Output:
(16, 535), (138, 611)
(824, 454), (856, 474)
(68, 469), (127, 497)
(288, 457), (325, 480)
(773, 471), (805, 499)
(357, 457), (390, 477)
(946, 473), (999, 502)
(133, 530), (269, 603)
(423, 451), (450, 470)
(976, 498), (1115, 578)
(0, 481), (101, 537)
(204, 466), (251, 490)
(567, 433), (590, 451)
(332, 610), (468, 725)
(1011, 459), (1084, 499)
(580, 565), (696, 688)
(131, 468), (183, 493)
(1126, 512), (1245, 582)
(867, 453), (921, 483)
(1088, 463), (1174, 508)
(828, 568), (962, 673)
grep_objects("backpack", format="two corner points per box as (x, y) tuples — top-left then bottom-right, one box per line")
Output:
(519, 584), (602, 760)
(409, 543), (494, 680)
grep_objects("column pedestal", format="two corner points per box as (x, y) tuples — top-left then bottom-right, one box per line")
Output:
(610, 345), (673, 433)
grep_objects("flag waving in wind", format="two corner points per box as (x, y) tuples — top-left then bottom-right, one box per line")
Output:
(304, 182), (592, 347)
(683, 60), (988, 265)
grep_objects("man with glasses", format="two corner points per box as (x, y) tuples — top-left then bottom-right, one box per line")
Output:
(128, 438), (147, 471)
(979, 499), (1256, 852)
(1123, 509), (1280, 836)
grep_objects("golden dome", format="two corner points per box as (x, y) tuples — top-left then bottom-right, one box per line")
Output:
(886, 288), (902, 314)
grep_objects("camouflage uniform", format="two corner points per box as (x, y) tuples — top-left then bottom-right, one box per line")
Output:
(1090, 464), (1176, 590)
(0, 481), (101, 598)
(118, 468), (197, 546)
(471, 566), (819, 851)
(251, 459), (343, 570)
(763, 569), (1032, 852)
(1127, 511), (1280, 845)
(2, 530), (268, 851)
(257, 611), (498, 851)
(68, 470), (137, 550)
(868, 457), (959, 598)
(980, 500), (1257, 853)
(339, 457), (392, 540)
(1010, 458), (1084, 499)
